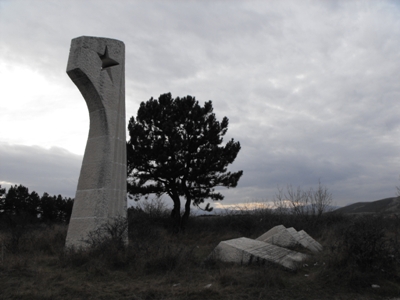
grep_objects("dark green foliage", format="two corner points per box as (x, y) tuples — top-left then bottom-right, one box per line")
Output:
(0, 185), (41, 252)
(127, 93), (243, 228)
(0, 184), (73, 253)
(1, 184), (40, 221)
(0, 185), (5, 202)
(0, 184), (74, 227)
(40, 193), (73, 224)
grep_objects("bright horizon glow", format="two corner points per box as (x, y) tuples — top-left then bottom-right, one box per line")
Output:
(213, 201), (275, 211)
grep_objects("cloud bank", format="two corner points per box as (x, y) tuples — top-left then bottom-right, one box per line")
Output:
(1, 1), (400, 206)
(0, 143), (81, 198)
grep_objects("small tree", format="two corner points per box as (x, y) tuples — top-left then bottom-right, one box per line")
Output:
(127, 93), (243, 229)
(308, 180), (333, 217)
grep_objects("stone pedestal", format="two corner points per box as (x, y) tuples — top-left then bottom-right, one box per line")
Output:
(65, 36), (127, 248)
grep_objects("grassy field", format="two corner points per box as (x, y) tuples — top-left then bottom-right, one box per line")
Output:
(0, 207), (399, 300)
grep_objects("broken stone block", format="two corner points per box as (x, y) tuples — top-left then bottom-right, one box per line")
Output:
(257, 225), (298, 248)
(256, 224), (286, 241)
(256, 225), (322, 253)
(210, 237), (308, 270)
(298, 230), (323, 253)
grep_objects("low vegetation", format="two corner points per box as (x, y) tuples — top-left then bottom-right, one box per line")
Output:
(0, 200), (399, 300)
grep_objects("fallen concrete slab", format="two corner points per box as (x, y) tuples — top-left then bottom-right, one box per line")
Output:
(298, 230), (323, 253)
(257, 225), (298, 248)
(256, 225), (323, 253)
(210, 237), (308, 270)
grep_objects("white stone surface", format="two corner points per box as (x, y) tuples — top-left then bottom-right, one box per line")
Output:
(256, 224), (286, 241)
(257, 225), (298, 248)
(65, 36), (127, 248)
(256, 225), (322, 253)
(298, 230), (323, 253)
(210, 237), (308, 270)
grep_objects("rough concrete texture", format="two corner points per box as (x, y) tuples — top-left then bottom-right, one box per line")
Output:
(65, 36), (127, 248)
(256, 225), (298, 248)
(256, 224), (286, 241)
(210, 237), (308, 270)
(298, 230), (323, 253)
(256, 225), (322, 253)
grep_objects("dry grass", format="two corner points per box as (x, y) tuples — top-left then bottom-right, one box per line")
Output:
(0, 209), (399, 300)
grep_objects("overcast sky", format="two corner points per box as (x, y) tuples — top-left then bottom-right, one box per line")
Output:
(1, 0), (400, 209)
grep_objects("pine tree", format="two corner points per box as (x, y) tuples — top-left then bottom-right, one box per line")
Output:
(127, 93), (243, 229)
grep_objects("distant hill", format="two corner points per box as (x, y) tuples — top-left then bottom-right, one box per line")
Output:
(333, 197), (400, 215)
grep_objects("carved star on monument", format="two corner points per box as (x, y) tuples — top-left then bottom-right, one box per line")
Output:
(98, 46), (119, 69)
(97, 46), (119, 83)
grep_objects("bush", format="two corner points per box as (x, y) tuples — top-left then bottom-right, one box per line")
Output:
(330, 215), (399, 274)
(78, 217), (129, 269)
(85, 216), (128, 250)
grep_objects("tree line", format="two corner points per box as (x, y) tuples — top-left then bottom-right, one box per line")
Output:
(0, 184), (73, 225)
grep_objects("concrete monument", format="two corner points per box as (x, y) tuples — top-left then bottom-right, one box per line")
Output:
(65, 36), (127, 248)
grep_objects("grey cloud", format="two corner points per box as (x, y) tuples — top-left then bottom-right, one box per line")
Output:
(0, 143), (81, 197)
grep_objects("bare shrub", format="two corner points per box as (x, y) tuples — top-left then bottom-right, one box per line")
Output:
(133, 196), (169, 219)
(273, 181), (332, 217)
(85, 216), (128, 250)
(308, 181), (333, 217)
(274, 184), (309, 215)
(62, 217), (129, 271)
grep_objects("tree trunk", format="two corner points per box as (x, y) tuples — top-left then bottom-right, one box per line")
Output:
(180, 197), (191, 231)
(169, 192), (181, 233)
(180, 182), (192, 231)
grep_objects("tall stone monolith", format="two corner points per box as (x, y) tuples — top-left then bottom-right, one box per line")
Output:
(65, 36), (127, 248)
